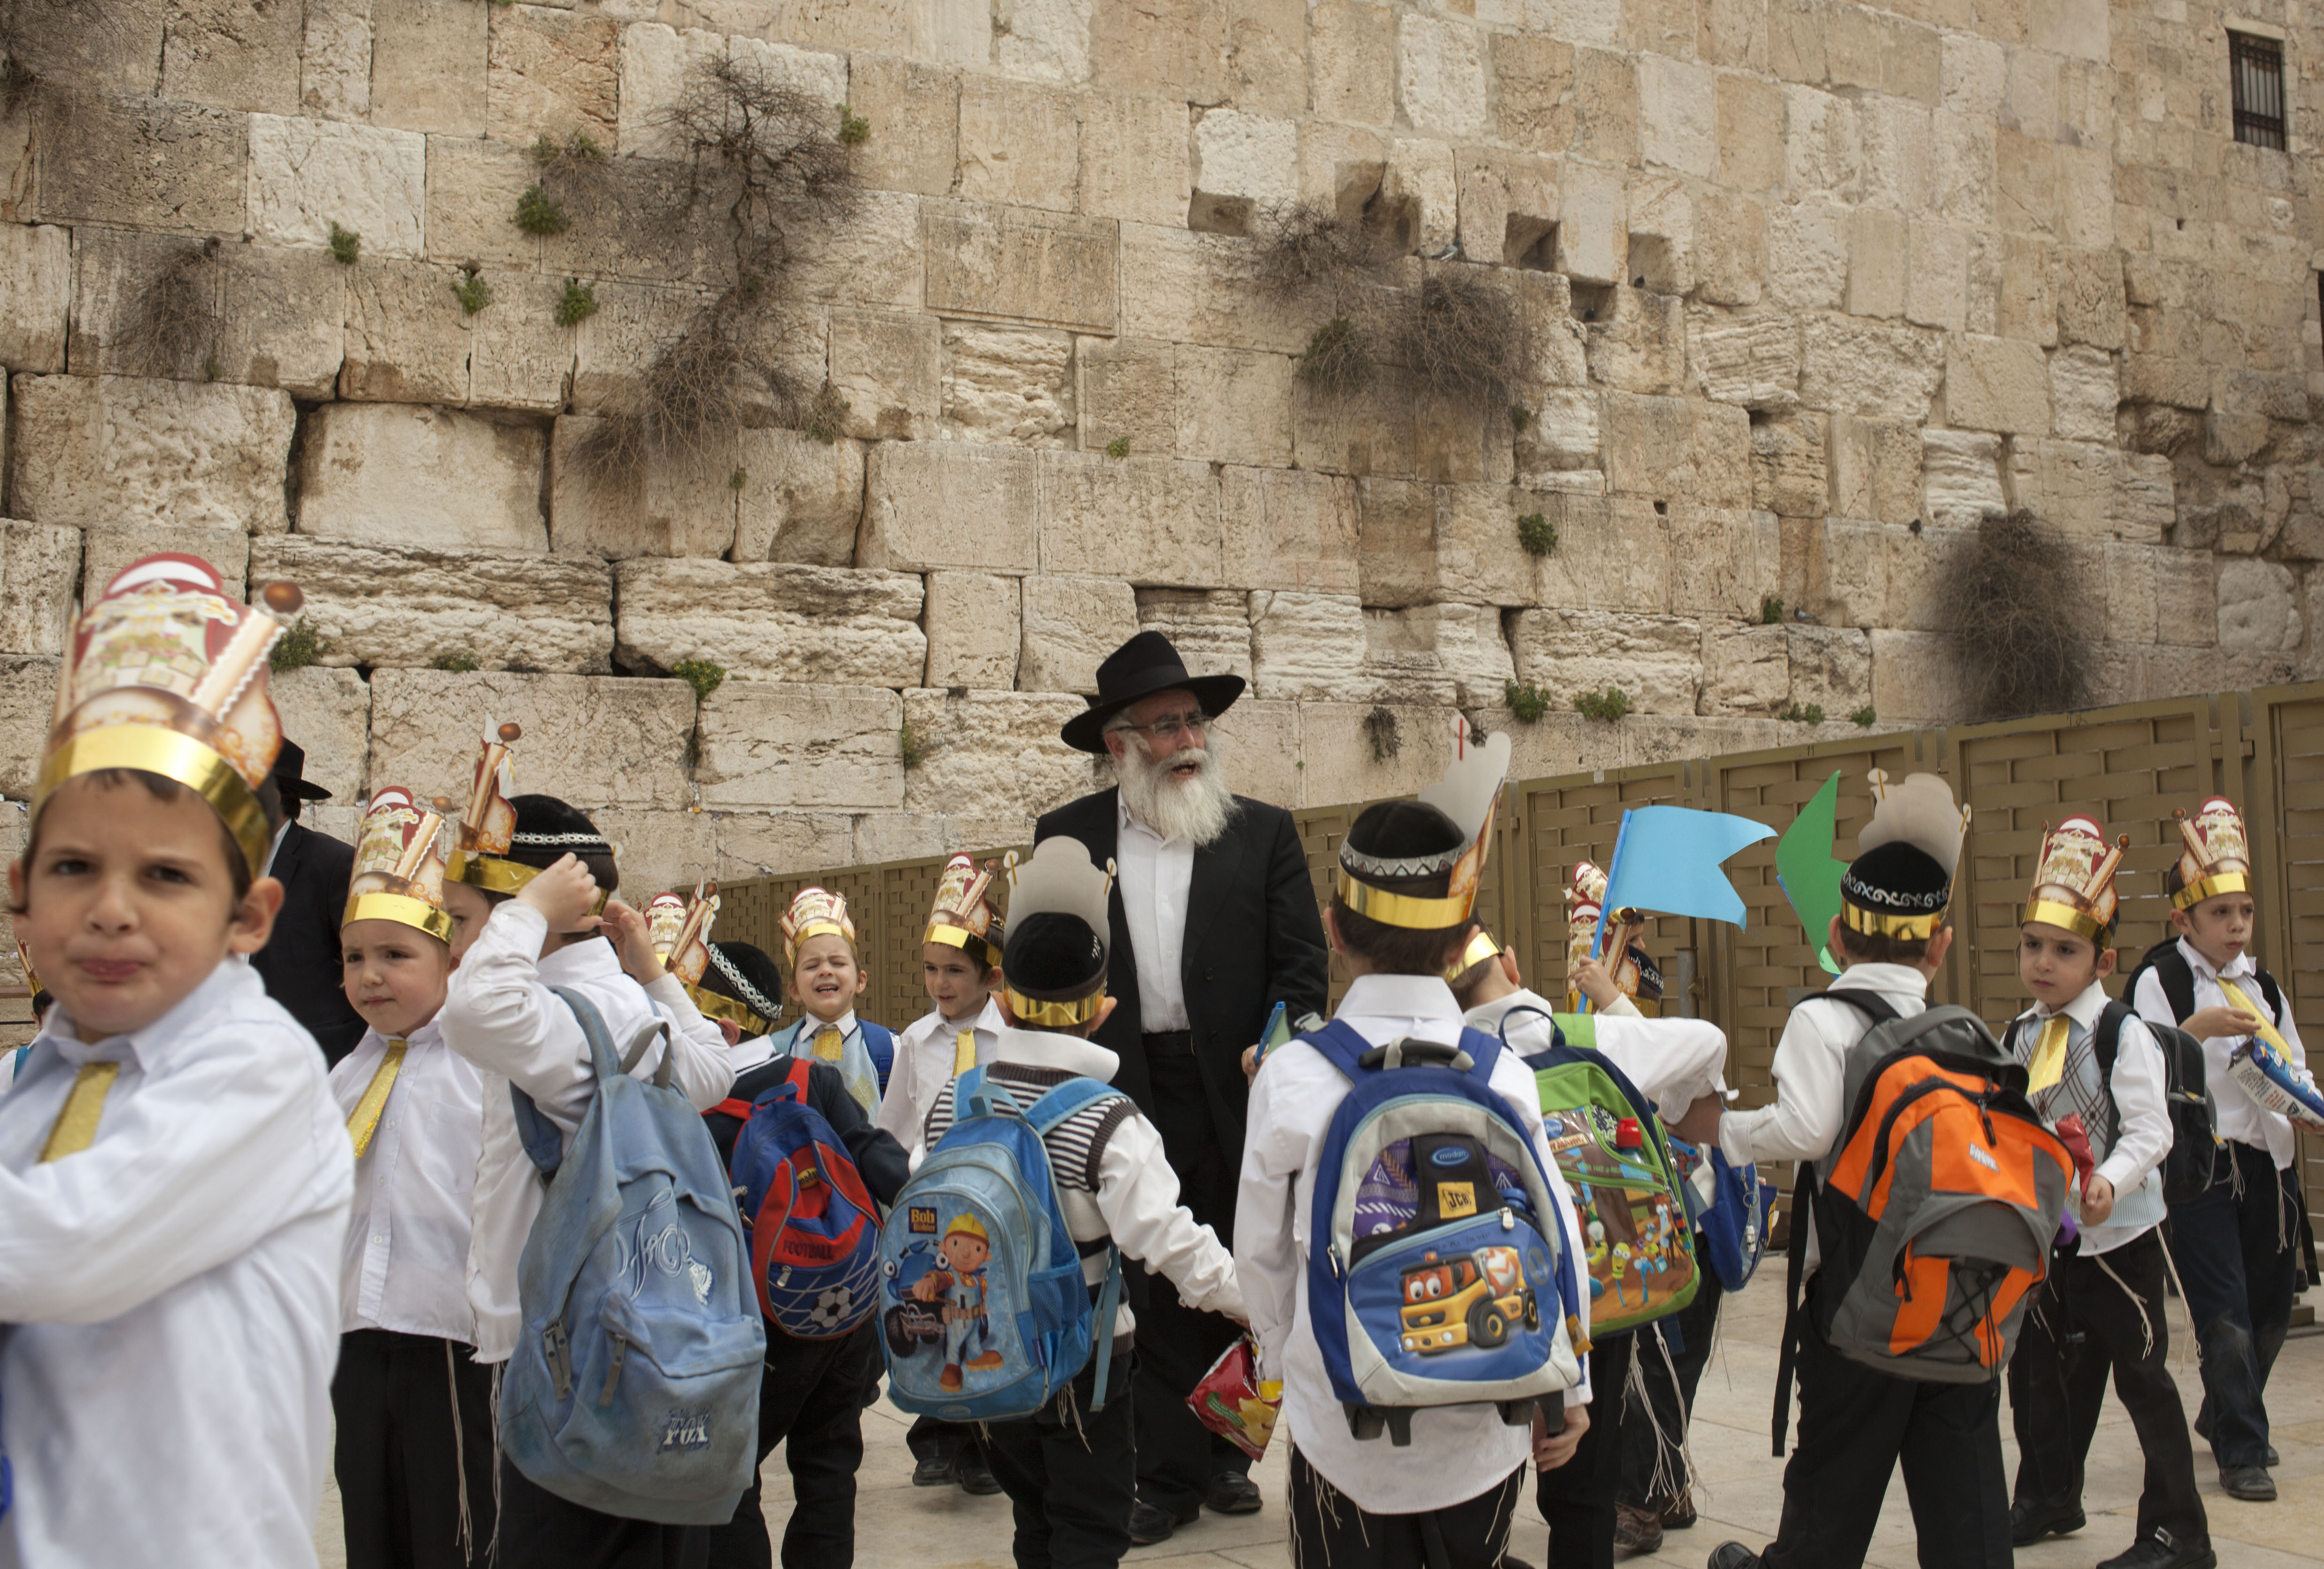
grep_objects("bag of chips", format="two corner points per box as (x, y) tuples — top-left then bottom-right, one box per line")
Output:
(1186, 1335), (1282, 1461)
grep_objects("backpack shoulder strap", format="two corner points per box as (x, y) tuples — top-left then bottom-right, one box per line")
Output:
(2092, 999), (2131, 1081)
(2255, 966), (2284, 1023)
(1300, 1019), (1374, 1079)
(860, 1021), (896, 1091)
(1817, 986), (1900, 1025)
(509, 985), (624, 1179)
(1025, 1077), (1127, 1135)
(2149, 942), (2198, 1025)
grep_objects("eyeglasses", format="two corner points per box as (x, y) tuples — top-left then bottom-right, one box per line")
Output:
(1110, 711), (1212, 743)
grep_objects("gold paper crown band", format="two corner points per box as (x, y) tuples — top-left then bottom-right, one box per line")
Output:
(37, 726), (271, 880)
(684, 981), (770, 1038)
(1003, 985), (1108, 1028)
(343, 892), (456, 945)
(1839, 902), (1947, 940)
(1336, 868), (1474, 930)
(927, 922), (1000, 966)
(446, 849), (610, 914)
(2021, 899), (2109, 944)
(2173, 870), (2250, 911)
(1444, 927), (1503, 982)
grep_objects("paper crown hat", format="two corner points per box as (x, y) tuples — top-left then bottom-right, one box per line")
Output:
(926, 854), (1005, 968)
(1444, 925), (1503, 984)
(1337, 721), (1512, 931)
(781, 886), (856, 967)
(2170, 797), (2250, 910)
(1840, 770), (1969, 940)
(699, 941), (781, 1038)
(2023, 816), (2128, 942)
(440, 723), (614, 915)
(1562, 860), (1656, 1007)
(649, 882), (762, 1033)
(999, 838), (1116, 1027)
(344, 787), (454, 943)
(37, 553), (301, 877)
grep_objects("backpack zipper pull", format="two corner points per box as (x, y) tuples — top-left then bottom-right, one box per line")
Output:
(1328, 1243), (1346, 1281)
(599, 1333), (627, 1406)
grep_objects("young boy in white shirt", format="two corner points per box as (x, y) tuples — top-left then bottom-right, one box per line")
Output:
(2130, 796), (2316, 1504)
(917, 838), (1245, 1569)
(331, 786), (496, 1569)
(1239, 737), (1592, 1568)
(2003, 818), (2209, 1569)
(0, 554), (353, 1568)
(1671, 771), (2010, 1569)
(767, 887), (892, 1114)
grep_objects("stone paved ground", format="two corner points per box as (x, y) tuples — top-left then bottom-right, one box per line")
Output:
(315, 1278), (2321, 1568)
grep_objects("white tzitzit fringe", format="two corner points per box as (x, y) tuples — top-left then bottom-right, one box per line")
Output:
(446, 1341), (475, 1563)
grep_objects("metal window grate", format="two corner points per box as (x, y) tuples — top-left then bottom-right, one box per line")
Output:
(2232, 31), (2287, 151)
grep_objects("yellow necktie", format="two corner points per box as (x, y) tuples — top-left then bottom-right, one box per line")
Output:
(2217, 978), (2293, 1059)
(2026, 1016), (2071, 1094)
(813, 1027), (845, 1063)
(345, 1039), (409, 1159)
(953, 1029), (977, 1077)
(39, 1061), (120, 1162)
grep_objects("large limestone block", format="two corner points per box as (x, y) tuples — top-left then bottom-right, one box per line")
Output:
(1203, 695), (1297, 808)
(1353, 479), (1433, 610)
(269, 665), (371, 802)
(713, 811), (853, 881)
(1800, 315), (1943, 421)
(1511, 608), (1702, 716)
(1945, 334), (2050, 435)
(697, 681), (903, 810)
(1870, 629), (1968, 723)
(1583, 287), (1686, 398)
(584, 807), (717, 903)
(9, 374), (295, 534)
(1553, 162), (1626, 286)
(614, 23), (723, 161)
(1752, 413), (1828, 516)
(1789, 624), (1872, 714)
(2048, 345), (2117, 443)
(1300, 700), (1464, 804)
(826, 309), (941, 443)
(338, 258), (473, 405)
(1353, 609), (1457, 707)
(1638, 55), (1715, 179)
(1525, 493), (1669, 613)
(1190, 107), (1296, 215)
(861, 443), (1037, 573)
(1905, 222), (1969, 332)
(1077, 338), (1174, 457)
(0, 226), (68, 373)
(1135, 588), (1251, 679)
(252, 537), (611, 673)
(1606, 396), (1751, 510)
(1694, 194), (1768, 308)
(924, 201), (1116, 334)
(923, 571), (1021, 689)
(162, 0), (303, 113)
(1920, 428), (2006, 528)
(36, 96), (247, 235)
(846, 54), (959, 197)
(1173, 346), (1291, 469)
(1093, 0), (1223, 99)
(1716, 75), (1784, 193)
(1317, 1), (1398, 127)
(788, 189), (923, 313)
(1119, 223), (1306, 356)
(944, 324), (1074, 448)
(1688, 308), (1798, 412)
(373, 0), (487, 136)
(69, 229), (345, 398)
(1078, 95), (1189, 229)
(539, 160), (733, 288)
(1218, 466), (1358, 594)
(1670, 507), (1780, 618)
(1698, 624), (1790, 715)
(1374, 602), (1512, 707)
(369, 669), (695, 808)
(959, 77), (1081, 212)
(302, 404), (548, 552)
(248, 115), (427, 258)
(1019, 574), (1138, 694)
(0, 521), (76, 655)
(1847, 208), (1907, 321)
(1249, 591), (1367, 701)
(732, 428), (865, 566)
(1568, 47), (1637, 165)
(1515, 388), (1602, 488)
(1397, 14), (1491, 140)
(546, 417), (735, 561)
(1038, 452), (1221, 585)
(84, 524), (249, 600)
(2056, 248), (2125, 351)
(899, 689), (1095, 818)
(2215, 558), (2300, 655)
(615, 559), (924, 686)
(1435, 485), (1541, 607)
(488, 7), (623, 144)
(1827, 415), (1921, 526)
(565, 281), (716, 415)
(0, 656), (60, 796)
(421, 136), (540, 271)
(1768, 200), (1848, 312)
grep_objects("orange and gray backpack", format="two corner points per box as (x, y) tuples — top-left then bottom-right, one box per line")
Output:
(1771, 990), (2073, 1453)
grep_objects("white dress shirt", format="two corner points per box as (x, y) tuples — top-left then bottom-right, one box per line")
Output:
(1464, 987), (1730, 1114)
(1116, 795), (1193, 1031)
(0, 960), (353, 1569)
(330, 1018), (486, 1339)
(2131, 937), (2314, 1171)
(438, 906), (735, 1362)
(2007, 982), (2169, 1255)
(879, 995), (1004, 1169)
(1237, 973), (1591, 1516)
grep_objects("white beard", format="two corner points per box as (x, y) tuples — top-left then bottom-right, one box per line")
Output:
(1118, 738), (1236, 846)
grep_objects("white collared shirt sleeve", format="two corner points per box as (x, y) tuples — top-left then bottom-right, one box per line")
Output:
(643, 974), (739, 1112)
(1719, 1000), (1850, 1168)
(2096, 1013), (2172, 1198)
(1095, 1111), (1243, 1321)
(877, 1014), (932, 1151)
(2134, 944), (2310, 1166)
(1235, 1050), (1305, 1379)
(438, 901), (594, 1131)
(1599, 995), (1644, 1019)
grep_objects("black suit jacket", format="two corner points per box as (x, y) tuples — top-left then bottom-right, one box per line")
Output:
(253, 821), (367, 1066)
(1032, 790), (1329, 1177)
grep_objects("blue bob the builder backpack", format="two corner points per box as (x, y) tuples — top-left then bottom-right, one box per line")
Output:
(876, 1067), (1129, 1423)
(1303, 1020), (1584, 1446)
(500, 988), (766, 1526)
(726, 1057), (884, 1339)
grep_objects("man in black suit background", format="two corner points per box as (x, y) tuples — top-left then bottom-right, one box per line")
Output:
(1035, 631), (1329, 1545)
(252, 739), (367, 1065)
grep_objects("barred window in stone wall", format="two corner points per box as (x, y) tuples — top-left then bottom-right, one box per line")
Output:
(2231, 31), (2288, 151)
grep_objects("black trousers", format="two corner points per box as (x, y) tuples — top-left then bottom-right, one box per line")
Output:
(1133, 1041), (1251, 1511)
(495, 1456), (711, 1569)
(980, 1349), (1140, 1569)
(2008, 1231), (2206, 1544)
(904, 1415), (982, 1467)
(1760, 1305), (2011, 1569)
(2169, 1139), (2302, 1469)
(1619, 1268), (1724, 1509)
(707, 1322), (876, 1569)
(1288, 1449), (1525, 1569)
(1536, 1333), (1632, 1569)
(332, 1329), (497, 1569)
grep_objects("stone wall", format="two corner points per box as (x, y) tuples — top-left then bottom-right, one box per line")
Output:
(1, 0), (2321, 893)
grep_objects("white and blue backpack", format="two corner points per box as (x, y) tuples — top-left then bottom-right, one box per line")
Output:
(1303, 1020), (1585, 1446)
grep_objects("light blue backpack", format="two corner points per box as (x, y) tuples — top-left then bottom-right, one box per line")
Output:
(500, 987), (766, 1526)
(875, 1067), (1127, 1422)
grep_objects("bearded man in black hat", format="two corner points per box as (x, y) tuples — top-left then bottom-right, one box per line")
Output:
(1034, 630), (1329, 1543)
(251, 738), (367, 1064)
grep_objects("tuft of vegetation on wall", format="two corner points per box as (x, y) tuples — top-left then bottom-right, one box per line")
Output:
(1938, 509), (2092, 720)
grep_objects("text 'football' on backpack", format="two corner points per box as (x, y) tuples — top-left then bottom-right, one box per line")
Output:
(1304, 1020), (1583, 1446)
(1772, 990), (2072, 1454)
(876, 1067), (1128, 1423)
(727, 1057), (883, 1339)
(1503, 1005), (1700, 1333)
(501, 988), (767, 1526)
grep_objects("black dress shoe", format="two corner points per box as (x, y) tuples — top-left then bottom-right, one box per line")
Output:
(1204, 1470), (1263, 1514)
(2096, 1528), (2218, 1569)
(1707, 1544), (1761, 1569)
(912, 1455), (954, 1487)
(2011, 1499), (2087, 1545)
(2219, 1463), (2276, 1501)
(952, 1452), (1003, 1496)
(1127, 1497), (1201, 1545)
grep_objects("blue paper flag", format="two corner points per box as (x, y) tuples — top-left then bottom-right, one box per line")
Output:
(1596, 805), (1776, 940)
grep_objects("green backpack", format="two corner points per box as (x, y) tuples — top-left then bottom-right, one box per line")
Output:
(1513, 1008), (1699, 1337)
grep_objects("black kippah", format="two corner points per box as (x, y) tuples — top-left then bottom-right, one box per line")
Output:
(505, 794), (614, 868)
(702, 941), (784, 1021)
(1842, 840), (1952, 915)
(1341, 800), (1467, 890)
(1003, 910), (1107, 1000)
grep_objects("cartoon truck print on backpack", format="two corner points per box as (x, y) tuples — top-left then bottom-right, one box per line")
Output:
(1398, 1244), (1537, 1354)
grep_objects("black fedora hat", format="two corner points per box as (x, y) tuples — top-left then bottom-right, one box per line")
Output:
(271, 738), (332, 804)
(1060, 631), (1245, 754)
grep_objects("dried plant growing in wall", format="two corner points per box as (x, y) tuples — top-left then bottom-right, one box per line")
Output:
(1251, 202), (1396, 307)
(0, 0), (127, 116)
(121, 236), (220, 379)
(1937, 509), (2092, 720)
(1391, 269), (1530, 405)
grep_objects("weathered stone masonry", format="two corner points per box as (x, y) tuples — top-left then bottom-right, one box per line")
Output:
(0, 0), (2321, 896)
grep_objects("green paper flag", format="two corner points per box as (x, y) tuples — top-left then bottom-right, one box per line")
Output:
(1776, 770), (1849, 975)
